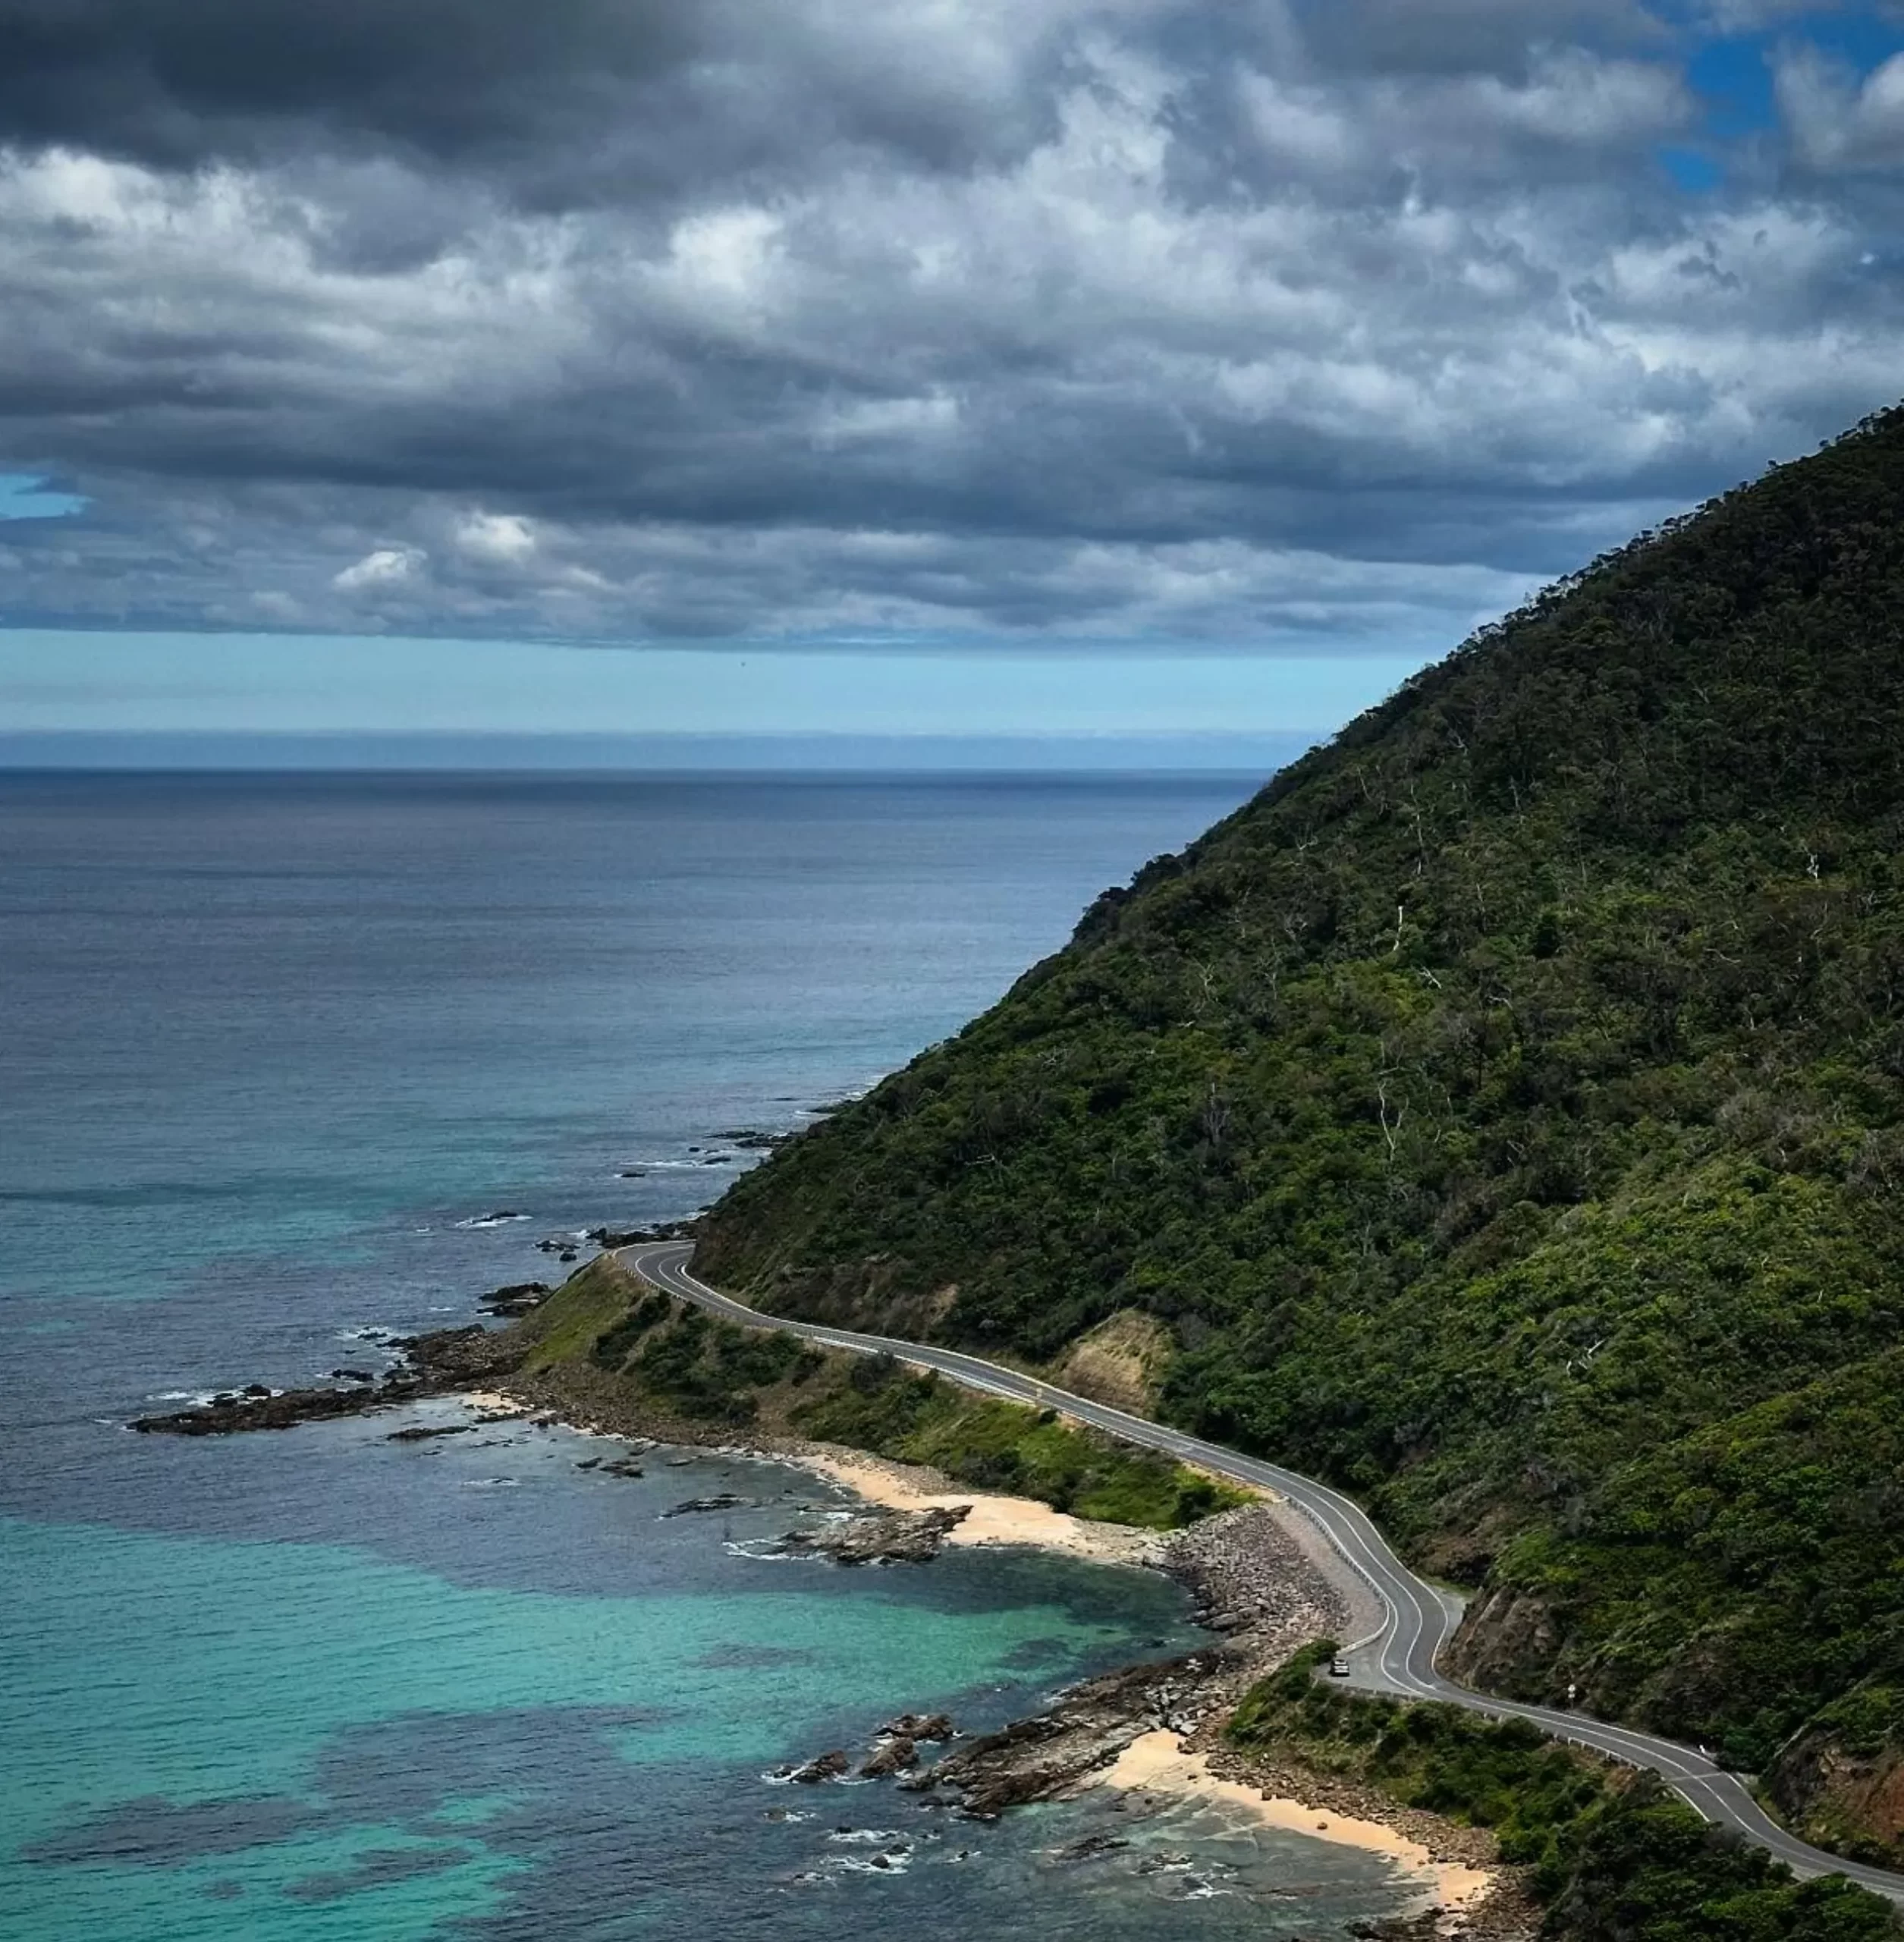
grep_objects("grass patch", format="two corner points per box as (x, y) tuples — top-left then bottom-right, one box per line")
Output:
(511, 1255), (635, 1372)
(791, 1351), (1246, 1529)
(514, 1262), (1239, 1529)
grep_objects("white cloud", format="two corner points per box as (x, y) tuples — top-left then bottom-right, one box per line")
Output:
(333, 545), (426, 591)
(454, 511), (538, 566)
(1777, 45), (1904, 171)
(0, 4), (1898, 648)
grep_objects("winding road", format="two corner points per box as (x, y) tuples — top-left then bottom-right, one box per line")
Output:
(626, 1239), (1904, 1903)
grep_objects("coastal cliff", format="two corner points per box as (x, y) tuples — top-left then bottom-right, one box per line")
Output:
(695, 403), (1904, 1868)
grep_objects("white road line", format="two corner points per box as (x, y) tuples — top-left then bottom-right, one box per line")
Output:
(626, 1239), (1899, 1901)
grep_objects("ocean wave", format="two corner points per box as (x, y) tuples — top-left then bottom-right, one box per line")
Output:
(724, 1538), (824, 1563)
(828, 1852), (910, 1875)
(454, 1211), (532, 1230)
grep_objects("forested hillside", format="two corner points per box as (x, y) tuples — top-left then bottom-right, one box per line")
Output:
(696, 404), (1904, 1862)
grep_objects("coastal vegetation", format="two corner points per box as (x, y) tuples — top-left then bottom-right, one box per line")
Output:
(511, 1255), (1238, 1530)
(696, 404), (1904, 1861)
(1229, 1646), (1899, 1939)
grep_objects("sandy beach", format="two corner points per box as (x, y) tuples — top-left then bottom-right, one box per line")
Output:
(1101, 1730), (1496, 1911)
(457, 1386), (1177, 1566)
(457, 1384), (1507, 1922)
(794, 1445), (1172, 1565)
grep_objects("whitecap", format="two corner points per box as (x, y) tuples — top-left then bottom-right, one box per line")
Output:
(454, 1211), (533, 1230)
(460, 1476), (522, 1489)
(829, 1852), (910, 1875)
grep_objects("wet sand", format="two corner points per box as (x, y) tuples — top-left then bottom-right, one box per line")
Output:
(1101, 1730), (1495, 1912)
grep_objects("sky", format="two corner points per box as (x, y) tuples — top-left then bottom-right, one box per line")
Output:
(3, 0), (1903, 758)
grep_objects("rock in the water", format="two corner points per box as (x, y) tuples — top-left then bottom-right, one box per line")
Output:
(386, 1422), (473, 1442)
(790, 1750), (850, 1784)
(860, 1736), (919, 1778)
(778, 1505), (970, 1565)
(662, 1492), (751, 1516)
(1052, 1831), (1130, 1863)
(599, 1459), (646, 1478)
(880, 1712), (955, 1742)
(479, 1281), (551, 1318)
(930, 1651), (1225, 1819)
(130, 1324), (523, 1436)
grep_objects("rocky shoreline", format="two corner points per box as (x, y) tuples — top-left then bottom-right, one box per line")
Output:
(774, 1503), (1347, 1821)
(127, 1297), (1535, 1934)
(756, 1504), (1535, 1937)
(129, 1322), (523, 1435)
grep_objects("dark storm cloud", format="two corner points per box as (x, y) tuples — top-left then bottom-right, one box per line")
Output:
(0, 0), (716, 182)
(0, 0), (1069, 200)
(1, 0), (1899, 643)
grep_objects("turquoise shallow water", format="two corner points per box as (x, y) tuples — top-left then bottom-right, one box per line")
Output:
(0, 771), (1420, 1940)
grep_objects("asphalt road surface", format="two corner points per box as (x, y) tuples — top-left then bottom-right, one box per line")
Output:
(626, 1238), (1904, 1903)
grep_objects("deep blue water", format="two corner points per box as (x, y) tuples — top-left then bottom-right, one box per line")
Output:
(0, 771), (1419, 1941)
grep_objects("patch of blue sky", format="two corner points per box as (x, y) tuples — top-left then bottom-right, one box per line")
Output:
(1673, 7), (1902, 146)
(1685, 36), (1778, 139)
(0, 473), (86, 520)
(1799, 8), (1904, 76)
(0, 629), (1435, 742)
(1657, 144), (1726, 192)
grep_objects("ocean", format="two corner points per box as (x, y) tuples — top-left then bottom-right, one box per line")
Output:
(0, 770), (1420, 1941)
